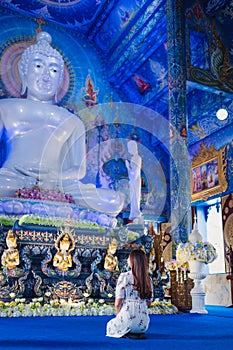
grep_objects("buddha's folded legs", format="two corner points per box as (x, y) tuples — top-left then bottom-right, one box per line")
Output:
(63, 181), (125, 216)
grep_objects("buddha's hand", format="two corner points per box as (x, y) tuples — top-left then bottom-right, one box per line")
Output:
(15, 165), (48, 177)
(14, 165), (57, 181)
(125, 159), (130, 170)
(61, 166), (85, 181)
(15, 164), (85, 181)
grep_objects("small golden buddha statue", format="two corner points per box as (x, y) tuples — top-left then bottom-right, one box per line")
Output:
(104, 238), (119, 272)
(1, 230), (20, 270)
(53, 230), (74, 272)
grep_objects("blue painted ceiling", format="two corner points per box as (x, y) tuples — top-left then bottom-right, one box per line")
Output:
(0, 0), (233, 147)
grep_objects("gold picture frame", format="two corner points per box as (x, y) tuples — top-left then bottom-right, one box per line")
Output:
(191, 143), (228, 202)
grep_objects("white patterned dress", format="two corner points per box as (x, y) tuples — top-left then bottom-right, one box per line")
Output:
(106, 270), (153, 338)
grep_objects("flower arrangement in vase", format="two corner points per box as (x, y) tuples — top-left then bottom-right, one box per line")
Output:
(176, 240), (217, 265)
(176, 219), (217, 314)
(176, 221), (217, 266)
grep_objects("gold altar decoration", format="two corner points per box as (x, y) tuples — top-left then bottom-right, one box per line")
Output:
(53, 227), (75, 272)
(49, 281), (81, 300)
(191, 143), (228, 202)
(169, 269), (193, 311)
(1, 230), (20, 270)
(104, 238), (119, 272)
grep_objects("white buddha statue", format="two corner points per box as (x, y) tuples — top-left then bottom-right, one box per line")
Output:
(0, 32), (125, 217)
(125, 140), (142, 222)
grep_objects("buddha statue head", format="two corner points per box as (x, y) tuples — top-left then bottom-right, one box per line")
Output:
(18, 31), (65, 103)
(107, 238), (118, 255)
(6, 230), (17, 249)
(59, 233), (71, 253)
(127, 140), (138, 156)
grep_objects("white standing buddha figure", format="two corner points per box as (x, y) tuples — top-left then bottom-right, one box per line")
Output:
(125, 140), (142, 222)
(0, 32), (125, 217)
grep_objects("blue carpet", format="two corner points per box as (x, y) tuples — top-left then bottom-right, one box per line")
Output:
(0, 306), (232, 350)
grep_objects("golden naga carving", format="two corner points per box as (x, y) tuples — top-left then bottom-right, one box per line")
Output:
(1, 230), (20, 270)
(53, 227), (75, 272)
(104, 238), (119, 272)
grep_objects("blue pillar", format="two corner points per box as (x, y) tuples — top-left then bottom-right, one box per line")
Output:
(166, 0), (191, 246)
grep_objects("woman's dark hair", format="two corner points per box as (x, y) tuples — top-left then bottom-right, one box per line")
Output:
(129, 249), (152, 300)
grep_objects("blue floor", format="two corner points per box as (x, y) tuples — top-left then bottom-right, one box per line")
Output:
(0, 306), (232, 350)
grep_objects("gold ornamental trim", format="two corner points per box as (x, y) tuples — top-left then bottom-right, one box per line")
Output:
(191, 143), (228, 202)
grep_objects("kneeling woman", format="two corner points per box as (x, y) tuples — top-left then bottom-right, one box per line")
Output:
(106, 249), (153, 339)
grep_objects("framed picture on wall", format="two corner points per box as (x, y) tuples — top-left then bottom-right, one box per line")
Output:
(191, 143), (228, 202)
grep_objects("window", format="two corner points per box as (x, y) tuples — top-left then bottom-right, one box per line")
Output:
(206, 203), (225, 274)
